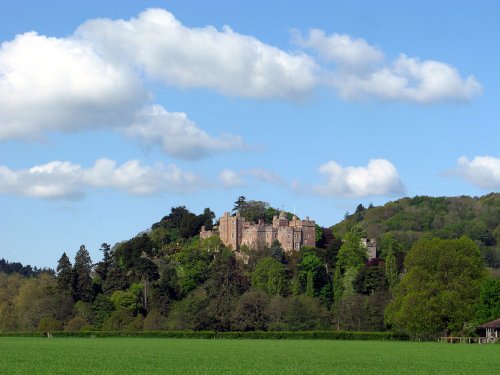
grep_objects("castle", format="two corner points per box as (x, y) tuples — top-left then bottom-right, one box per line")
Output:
(200, 210), (316, 252)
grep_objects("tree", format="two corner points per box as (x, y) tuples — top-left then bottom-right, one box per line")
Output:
(252, 257), (287, 295)
(232, 196), (248, 214)
(204, 250), (245, 331)
(298, 253), (325, 297)
(354, 259), (388, 295)
(56, 252), (73, 296)
(73, 245), (94, 303)
(475, 277), (500, 323)
(14, 273), (61, 331)
(385, 237), (486, 337)
(385, 250), (398, 289)
(231, 290), (270, 331)
(95, 243), (112, 282)
(175, 243), (211, 296)
(336, 229), (367, 272)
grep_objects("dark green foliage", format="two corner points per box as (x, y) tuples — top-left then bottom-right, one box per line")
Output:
(165, 288), (210, 330)
(334, 289), (391, 332)
(0, 330), (408, 340)
(0, 258), (52, 277)
(56, 252), (73, 296)
(73, 245), (94, 303)
(114, 233), (154, 271)
(94, 243), (112, 282)
(475, 277), (500, 323)
(267, 295), (330, 331)
(231, 290), (270, 331)
(92, 294), (114, 328)
(233, 196), (294, 224)
(152, 206), (215, 241)
(204, 250), (245, 331)
(354, 259), (388, 295)
(102, 258), (129, 294)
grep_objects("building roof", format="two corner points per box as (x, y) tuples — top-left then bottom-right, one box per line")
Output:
(478, 318), (500, 329)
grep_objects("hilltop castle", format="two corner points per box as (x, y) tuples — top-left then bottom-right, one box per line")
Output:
(200, 211), (316, 252)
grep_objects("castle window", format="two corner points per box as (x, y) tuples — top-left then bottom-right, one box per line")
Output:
(295, 242), (300, 250)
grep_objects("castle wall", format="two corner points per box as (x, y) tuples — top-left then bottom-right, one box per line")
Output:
(209, 211), (316, 252)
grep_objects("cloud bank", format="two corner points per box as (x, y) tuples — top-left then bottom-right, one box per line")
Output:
(0, 8), (482, 158)
(456, 156), (500, 190)
(0, 159), (201, 198)
(314, 159), (405, 197)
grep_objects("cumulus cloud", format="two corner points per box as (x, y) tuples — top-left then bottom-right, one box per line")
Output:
(456, 156), (500, 190)
(76, 8), (318, 99)
(125, 105), (245, 160)
(0, 32), (146, 140)
(219, 167), (284, 188)
(0, 158), (201, 198)
(0, 9), (483, 144)
(314, 159), (405, 197)
(293, 29), (384, 71)
(295, 29), (481, 103)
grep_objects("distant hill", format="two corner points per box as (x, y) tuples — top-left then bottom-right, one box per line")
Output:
(332, 193), (500, 267)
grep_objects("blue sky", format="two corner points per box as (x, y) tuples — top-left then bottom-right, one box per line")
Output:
(0, 1), (499, 268)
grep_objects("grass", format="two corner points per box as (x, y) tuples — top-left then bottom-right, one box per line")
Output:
(0, 337), (498, 374)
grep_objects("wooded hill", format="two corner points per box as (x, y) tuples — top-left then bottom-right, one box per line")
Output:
(0, 194), (499, 337)
(333, 193), (500, 268)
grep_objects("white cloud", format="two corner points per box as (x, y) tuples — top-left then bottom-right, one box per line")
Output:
(0, 158), (201, 198)
(295, 29), (481, 103)
(76, 8), (318, 99)
(126, 105), (245, 160)
(0, 9), (483, 144)
(220, 169), (244, 188)
(0, 32), (146, 140)
(314, 159), (405, 197)
(456, 156), (500, 190)
(293, 29), (384, 71)
(219, 167), (284, 188)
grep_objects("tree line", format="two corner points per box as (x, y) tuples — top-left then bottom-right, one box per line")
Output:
(0, 195), (499, 338)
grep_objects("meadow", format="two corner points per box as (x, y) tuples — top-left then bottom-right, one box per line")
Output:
(0, 337), (498, 374)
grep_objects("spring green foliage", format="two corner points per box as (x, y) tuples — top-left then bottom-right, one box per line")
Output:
(385, 237), (486, 336)
(334, 193), (500, 267)
(252, 257), (287, 295)
(1, 195), (498, 337)
(336, 229), (366, 272)
(1, 338), (499, 374)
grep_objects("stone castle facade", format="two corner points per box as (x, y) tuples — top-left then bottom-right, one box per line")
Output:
(200, 211), (316, 252)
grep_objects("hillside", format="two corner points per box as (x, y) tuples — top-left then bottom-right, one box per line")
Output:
(332, 193), (500, 267)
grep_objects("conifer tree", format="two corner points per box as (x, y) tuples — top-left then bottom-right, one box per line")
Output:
(56, 252), (73, 296)
(73, 245), (94, 302)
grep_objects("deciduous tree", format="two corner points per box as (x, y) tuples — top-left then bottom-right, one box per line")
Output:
(385, 237), (485, 336)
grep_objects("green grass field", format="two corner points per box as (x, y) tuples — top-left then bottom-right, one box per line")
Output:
(0, 337), (498, 374)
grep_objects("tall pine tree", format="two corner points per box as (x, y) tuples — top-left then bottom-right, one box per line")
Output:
(73, 245), (94, 302)
(56, 252), (73, 296)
